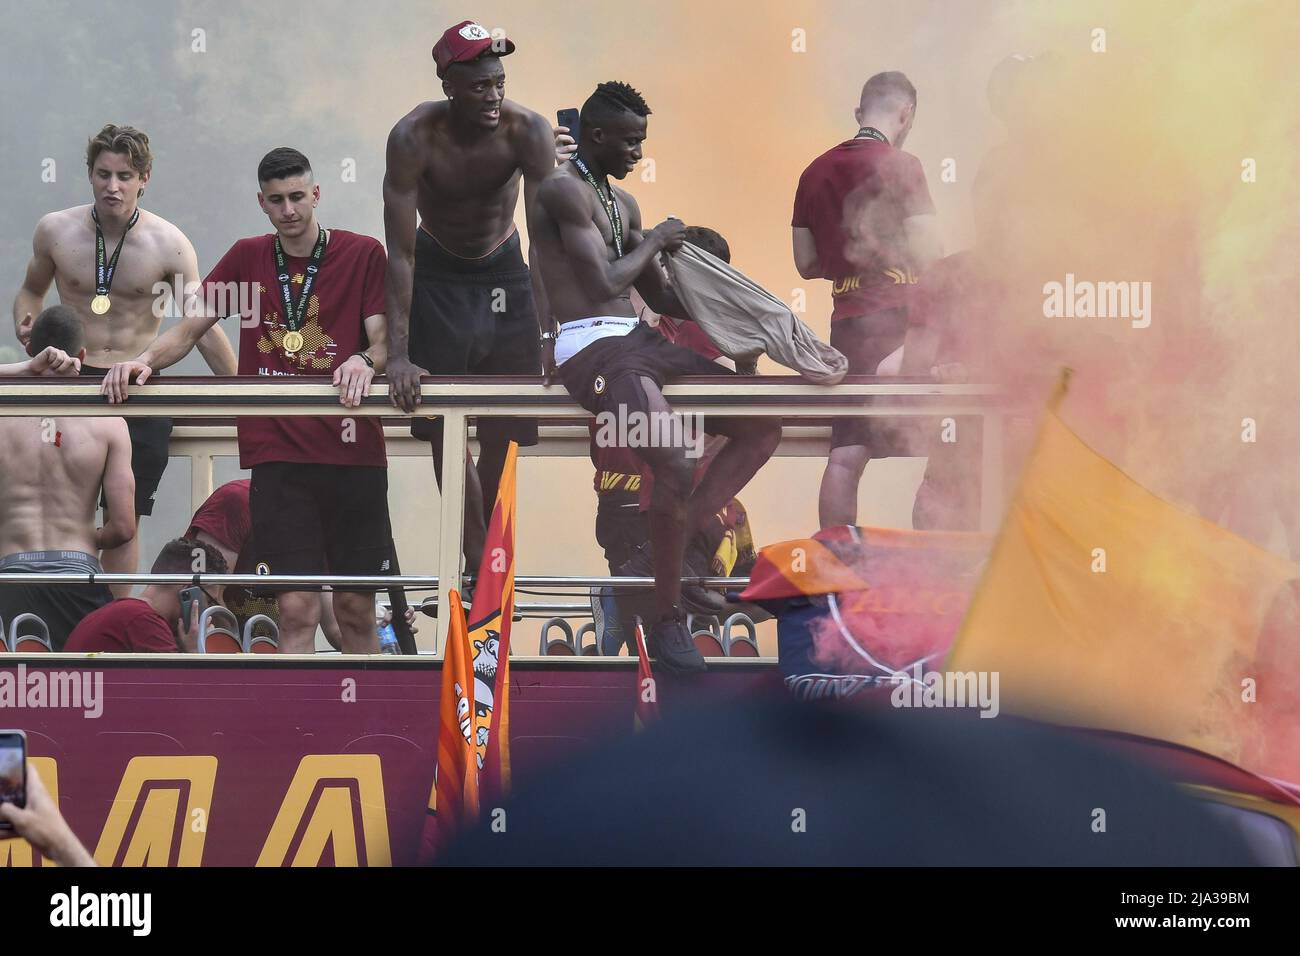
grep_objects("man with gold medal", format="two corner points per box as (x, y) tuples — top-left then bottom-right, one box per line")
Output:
(10, 124), (238, 594)
(103, 147), (396, 654)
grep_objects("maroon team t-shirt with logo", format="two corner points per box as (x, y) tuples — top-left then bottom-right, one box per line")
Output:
(202, 229), (388, 468)
(792, 138), (935, 321)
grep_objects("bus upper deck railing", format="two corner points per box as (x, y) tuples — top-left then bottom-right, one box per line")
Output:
(0, 374), (1009, 650)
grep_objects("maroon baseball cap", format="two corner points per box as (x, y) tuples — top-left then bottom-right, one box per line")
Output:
(432, 20), (515, 78)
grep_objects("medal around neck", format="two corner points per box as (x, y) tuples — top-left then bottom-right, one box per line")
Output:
(91, 206), (139, 317)
(274, 227), (326, 358)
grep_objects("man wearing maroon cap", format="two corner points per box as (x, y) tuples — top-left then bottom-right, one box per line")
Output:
(384, 20), (557, 572)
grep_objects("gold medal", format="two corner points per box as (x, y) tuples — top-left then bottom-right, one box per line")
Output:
(90, 294), (111, 315)
(282, 330), (304, 354)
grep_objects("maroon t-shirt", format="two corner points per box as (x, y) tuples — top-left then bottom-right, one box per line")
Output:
(65, 598), (177, 653)
(792, 138), (935, 321)
(185, 479), (251, 552)
(202, 229), (388, 468)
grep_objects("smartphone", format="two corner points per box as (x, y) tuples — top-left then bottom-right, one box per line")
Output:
(179, 586), (202, 630)
(0, 731), (27, 829)
(556, 107), (580, 144)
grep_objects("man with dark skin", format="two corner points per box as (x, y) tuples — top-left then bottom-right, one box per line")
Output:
(383, 21), (556, 571)
(532, 81), (781, 673)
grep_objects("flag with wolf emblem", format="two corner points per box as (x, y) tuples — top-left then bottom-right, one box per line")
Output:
(419, 588), (477, 863)
(470, 441), (519, 808)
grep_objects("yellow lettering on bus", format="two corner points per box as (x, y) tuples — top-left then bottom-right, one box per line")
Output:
(94, 756), (217, 867)
(257, 755), (391, 867)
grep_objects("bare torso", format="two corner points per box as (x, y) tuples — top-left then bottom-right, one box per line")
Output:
(42, 204), (191, 365)
(532, 163), (641, 323)
(0, 417), (115, 556)
(400, 100), (537, 256)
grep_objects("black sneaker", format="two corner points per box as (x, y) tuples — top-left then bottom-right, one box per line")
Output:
(647, 611), (708, 674)
(617, 542), (726, 616)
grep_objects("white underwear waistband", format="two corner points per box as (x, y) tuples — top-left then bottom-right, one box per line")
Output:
(555, 317), (638, 366)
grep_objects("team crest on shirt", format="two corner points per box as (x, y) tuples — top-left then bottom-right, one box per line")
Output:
(459, 22), (490, 40)
(256, 296), (339, 371)
(256, 562), (270, 575)
(593, 374), (606, 395)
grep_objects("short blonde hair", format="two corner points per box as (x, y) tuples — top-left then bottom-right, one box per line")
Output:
(86, 124), (153, 177)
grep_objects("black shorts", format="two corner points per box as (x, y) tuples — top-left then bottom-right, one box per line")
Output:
(558, 322), (726, 421)
(828, 308), (908, 453)
(82, 365), (173, 518)
(248, 462), (394, 592)
(0, 551), (113, 651)
(595, 493), (649, 574)
(408, 229), (540, 450)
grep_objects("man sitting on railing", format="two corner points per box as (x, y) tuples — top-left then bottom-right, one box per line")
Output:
(66, 538), (227, 653)
(533, 82), (780, 673)
(0, 306), (135, 650)
(100, 147), (395, 654)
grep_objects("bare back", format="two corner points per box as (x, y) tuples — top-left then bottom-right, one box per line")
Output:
(0, 416), (127, 556)
(32, 205), (195, 365)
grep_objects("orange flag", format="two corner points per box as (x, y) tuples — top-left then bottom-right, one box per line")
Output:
(948, 407), (1300, 782)
(471, 441), (518, 808)
(418, 589), (477, 863)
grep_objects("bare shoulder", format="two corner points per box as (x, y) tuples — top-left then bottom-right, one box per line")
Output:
(137, 209), (196, 261)
(611, 183), (643, 224)
(537, 166), (590, 216)
(504, 101), (553, 144)
(93, 415), (131, 444)
(140, 209), (189, 243)
(34, 205), (86, 243)
(389, 101), (443, 150)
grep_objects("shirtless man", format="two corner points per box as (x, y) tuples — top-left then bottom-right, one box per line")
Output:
(0, 306), (135, 649)
(12, 124), (238, 592)
(532, 82), (781, 673)
(383, 20), (557, 570)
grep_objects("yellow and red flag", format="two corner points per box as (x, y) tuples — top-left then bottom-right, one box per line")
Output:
(419, 588), (477, 863)
(633, 620), (659, 730)
(470, 441), (518, 808)
(948, 406), (1300, 783)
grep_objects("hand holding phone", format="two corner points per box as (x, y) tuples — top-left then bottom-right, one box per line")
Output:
(177, 587), (204, 652)
(179, 586), (201, 631)
(555, 108), (580, 163)
(0, 753), (97, 866)
(0, 731), (28, 830)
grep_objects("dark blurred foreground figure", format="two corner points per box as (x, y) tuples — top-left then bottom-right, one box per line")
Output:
(445, 692), (1260, 865)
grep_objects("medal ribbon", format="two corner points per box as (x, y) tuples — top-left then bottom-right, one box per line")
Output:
(273, 227), (327, 333)
(572, 156), (623, 258)
(92, 206), (141, 297)
(854, 126), (890, 144)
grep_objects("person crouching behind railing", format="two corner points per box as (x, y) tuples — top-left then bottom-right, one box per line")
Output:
(65, 538), (226, 653)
